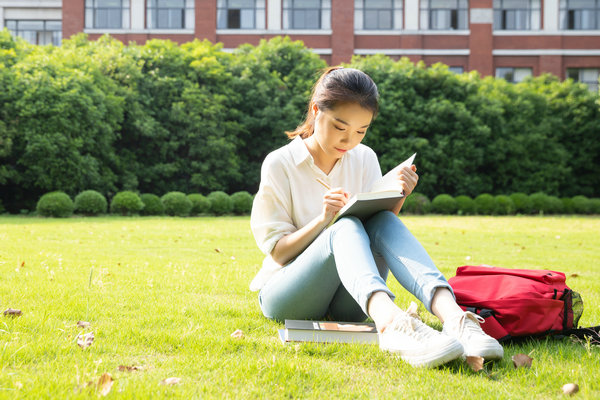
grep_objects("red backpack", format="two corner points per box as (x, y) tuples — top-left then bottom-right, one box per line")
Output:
(448, 265), (597, 342)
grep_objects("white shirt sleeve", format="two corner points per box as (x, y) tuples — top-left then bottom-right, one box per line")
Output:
(250, 153), (297, 256)
(362, 146), (383, 192)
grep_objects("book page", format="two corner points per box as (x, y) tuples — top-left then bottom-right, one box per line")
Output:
(369, 153), (416, 194)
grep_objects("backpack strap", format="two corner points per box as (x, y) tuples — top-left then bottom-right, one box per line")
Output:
(560, 325), (600, 342)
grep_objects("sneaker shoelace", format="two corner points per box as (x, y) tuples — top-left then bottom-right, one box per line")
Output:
(456, 311), (486, 339)
(387, 312), (440, 343)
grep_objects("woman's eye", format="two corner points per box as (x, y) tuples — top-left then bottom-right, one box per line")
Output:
(357, 131), (366, 135)
(334, 125), (345, 131)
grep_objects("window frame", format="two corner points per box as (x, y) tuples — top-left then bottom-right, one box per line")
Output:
(493, 0), (541, 31)
(217, 0), (266, 30)
(354, 0), (403, 31)
(85, 0), (131, 29)
(147, 0), (194, 30)
(560, 0), (600, 30)
(566, 68), (600, 92)
(5, 19), (62, 46)
(282, 0), (331, 30)
(495, 67), (533, 83)
(420, 0), (469, 31)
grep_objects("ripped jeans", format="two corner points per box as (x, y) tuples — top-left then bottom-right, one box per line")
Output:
(258, 211), (453, 322)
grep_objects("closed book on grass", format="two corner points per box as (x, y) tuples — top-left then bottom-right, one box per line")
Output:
(279, 320), (378, 344)
(332, 153), (416, 223)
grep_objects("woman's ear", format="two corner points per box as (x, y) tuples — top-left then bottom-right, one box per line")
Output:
(311, 102), (319, 117)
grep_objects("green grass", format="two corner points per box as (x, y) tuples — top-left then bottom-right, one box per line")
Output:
(1, 215), (599, 399)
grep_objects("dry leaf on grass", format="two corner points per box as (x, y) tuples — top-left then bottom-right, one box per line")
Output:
(97, 373), (113, 396)
(77, 332), (95, 349)
(511, 353), (533, 369)
(562, 383), (579, 395)
(77, 321), (91, 329)
(3, 308), (22, 317)
(160, 377), (181, 386)
(118, 365), (143, 372)
(570, 273), (579, 278)
(466, 356), (484, 372)
(214, 248), (221, 253)
(231, 329), (244, 339)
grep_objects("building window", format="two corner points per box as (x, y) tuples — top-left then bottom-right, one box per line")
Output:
(493, 0), (540, 30)
(560, 0), (600, 30)
(420, 0), (469, 30)
(283, 0), (331, 30)
(448, 66), (464, 74)
(355, 0), (402, 30)
(147, 0), (194, 29)
(85, 0), (130, 29)
(5, 20), (62, 46)
(217, 0), (265, 29)
(496, 67), (532, 83)
(567, 68), (599, 91)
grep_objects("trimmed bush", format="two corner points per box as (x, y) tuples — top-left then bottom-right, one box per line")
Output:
(110, 191), (144, 215)
(561, 197), (574, 214)
(474, 194), (497, 215)
(402, 192), (430, 215)
(510, 193), (533, 215)
(529, 192), (552, 214)
(495, 195), (515, 215)
(0, 199), (4, 214)
(161, 191), (192, 217)
(188, 194), (211, 215)
(571, 195), (592, 214)
(430, 194), (458, 215)
(455, 195), (475, 215)
(547, 195), (564, 214)
(230, 191), (254, 215)
(36, 191), (74, 218)
(207, 191), (233, 215)
(590, 198), (600, 214)
(74, 190), (107, 215)
(140, 193), (164, 215)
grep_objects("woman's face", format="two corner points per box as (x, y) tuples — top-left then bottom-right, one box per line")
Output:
(312, 101), (374, 162)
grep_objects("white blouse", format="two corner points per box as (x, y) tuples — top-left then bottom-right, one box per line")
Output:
(249, 136), (382, 291)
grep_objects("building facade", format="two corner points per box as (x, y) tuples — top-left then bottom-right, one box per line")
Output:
(2, 1), (599, 90)
(0, 0), (62, 46)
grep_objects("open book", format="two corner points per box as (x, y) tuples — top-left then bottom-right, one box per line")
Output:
(332, 153), (416, 223)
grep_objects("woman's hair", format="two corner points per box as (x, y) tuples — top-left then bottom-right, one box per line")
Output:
(286, 67), (379, 139)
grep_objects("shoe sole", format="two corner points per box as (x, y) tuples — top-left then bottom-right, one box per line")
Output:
(464, 345), (504, 360)
(384, 340), (464, 368)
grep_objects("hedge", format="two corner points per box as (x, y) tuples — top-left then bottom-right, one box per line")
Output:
(30, 190), (600, 217)
(36, 191), (74, 218)
(74, 190), (107, 215)
(161, 191), (192, 217)
(110, 191), (144, 215)
(1, 32), (599, 213)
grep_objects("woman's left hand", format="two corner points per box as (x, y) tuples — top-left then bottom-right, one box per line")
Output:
(397, 165), (418, 196)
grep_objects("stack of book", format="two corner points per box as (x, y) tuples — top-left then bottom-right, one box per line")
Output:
(278, 320), (379, 345)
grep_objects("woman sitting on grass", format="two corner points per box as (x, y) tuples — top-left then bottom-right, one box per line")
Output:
(249, 67), (503, 367)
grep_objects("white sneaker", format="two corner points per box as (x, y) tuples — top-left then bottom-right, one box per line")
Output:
(379, 312), (464, 368)
(442, 311), (504, 360)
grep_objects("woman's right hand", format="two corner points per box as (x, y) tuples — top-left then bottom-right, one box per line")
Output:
(322, 188), (349, 223)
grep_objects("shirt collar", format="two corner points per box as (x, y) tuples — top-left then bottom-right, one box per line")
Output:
(290, 136), (312, 166)
(289, 135), (348, 173)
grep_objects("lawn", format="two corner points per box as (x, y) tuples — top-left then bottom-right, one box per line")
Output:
(1, 215), (599, 399)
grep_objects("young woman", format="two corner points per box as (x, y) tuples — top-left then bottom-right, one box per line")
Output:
(250, 67), (503, 368)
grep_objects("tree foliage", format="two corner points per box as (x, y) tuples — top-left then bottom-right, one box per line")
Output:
(1, 31), (599, 212)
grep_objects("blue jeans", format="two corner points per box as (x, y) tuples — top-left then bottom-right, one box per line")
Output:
(259, 211), (453, 322)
